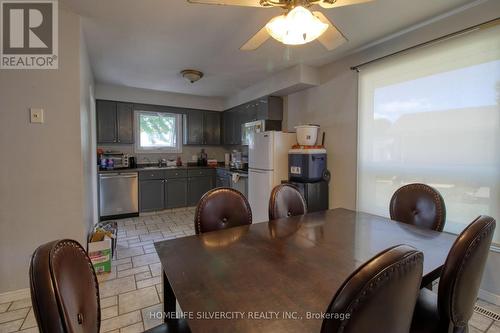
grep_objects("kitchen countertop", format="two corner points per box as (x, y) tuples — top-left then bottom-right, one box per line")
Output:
(98, 165), (218, 174)
(98, 164), (248, 174)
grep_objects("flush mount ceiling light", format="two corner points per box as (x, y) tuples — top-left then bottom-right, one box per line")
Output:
(265, 6), (328, 45)
(181, 69), (204, 83)
(186, 0), (375, 51)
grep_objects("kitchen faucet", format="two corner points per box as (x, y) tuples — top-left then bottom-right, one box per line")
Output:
(158, 158), (167, 167)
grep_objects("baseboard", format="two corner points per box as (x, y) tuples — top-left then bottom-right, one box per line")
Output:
(0, 288), (30, 304)
(478, 288), (500, 306)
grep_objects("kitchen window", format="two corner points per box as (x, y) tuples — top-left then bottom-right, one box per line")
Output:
(135, 111), (182, 153)
(357, 23), (500, 244)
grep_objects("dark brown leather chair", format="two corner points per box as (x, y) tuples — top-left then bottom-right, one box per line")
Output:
(268, 184), (307, 220)
(410, 215), (496, 333)
(390, 183), (446, 231)
(194, 187), (252, 234)
(29, 239), (190, 333)
(321, 245), (424, 333)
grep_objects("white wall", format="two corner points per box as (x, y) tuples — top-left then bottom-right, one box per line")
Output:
(95, 83), (225, 111)
(284, 0), (500, 303)
(80, 24), (97, 228)
(0, 9), (91, 293)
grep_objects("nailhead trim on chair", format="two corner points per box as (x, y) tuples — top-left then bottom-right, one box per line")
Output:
(269, 184), (307, 220)
(195, 187), (252, 234)
(50, 240), (101, 332)
(338, 251), (424, 332)
(390, 183), (445, 231)
(448, 217), (496, 327)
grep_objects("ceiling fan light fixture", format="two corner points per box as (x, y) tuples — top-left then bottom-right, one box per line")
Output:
(265, 6), (328, 46)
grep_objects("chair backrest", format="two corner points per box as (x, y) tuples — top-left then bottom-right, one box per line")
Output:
(390, 183), (446, 231)
(438, 215), (496, 331)
(29, 239), (100, 333)
(194, 187), (252, 234)
(321, 245), (423, 333)
(268, 184), (307, 220)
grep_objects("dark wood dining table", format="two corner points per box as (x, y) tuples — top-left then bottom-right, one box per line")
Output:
(154, 208), (457, 333)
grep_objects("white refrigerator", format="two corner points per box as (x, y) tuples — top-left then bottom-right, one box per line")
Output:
(248, 131), (297, 223)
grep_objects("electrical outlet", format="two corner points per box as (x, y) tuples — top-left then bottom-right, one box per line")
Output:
(30, 108), (44, 124)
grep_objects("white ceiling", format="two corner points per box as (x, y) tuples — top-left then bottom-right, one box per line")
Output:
(61, 0), (473, 97)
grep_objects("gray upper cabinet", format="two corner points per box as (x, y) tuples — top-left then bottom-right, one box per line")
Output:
(223, 108), (242, 145)
(233, 108), (244, 145)
(221, 96), (283, 145)
(242, 101), (258, 123)
(223, 110), (234, 145)
(183, 109), (204, 145)
(96, 100), (134, 144)
(183, 110), (221, 145)
(257, 96), (283, 121)
(96, 96), (281, 147)
(203, 112), (221, 145)
(116, 103), (134, 144)
(96, 101), (117, 144)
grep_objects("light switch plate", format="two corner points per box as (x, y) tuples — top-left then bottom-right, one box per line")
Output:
(30, 108), (44, 123)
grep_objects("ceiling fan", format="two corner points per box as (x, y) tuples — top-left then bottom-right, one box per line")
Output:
(186, 0), (373, 51)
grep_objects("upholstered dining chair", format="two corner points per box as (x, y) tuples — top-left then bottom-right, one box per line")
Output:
(390, 183), (446, 231)
(321, 244), (424, 333)
(194, 187), (252, 234)
(29, 239), (190, 333)
(410, 215), (496, 333)
(268, 184), (307, 220)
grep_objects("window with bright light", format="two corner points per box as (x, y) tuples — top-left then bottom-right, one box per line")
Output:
(135, 111), (182, 153)
(357, 23), (500, 245)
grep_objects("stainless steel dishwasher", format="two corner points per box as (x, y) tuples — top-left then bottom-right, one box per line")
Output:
(99, 172), (138, 218)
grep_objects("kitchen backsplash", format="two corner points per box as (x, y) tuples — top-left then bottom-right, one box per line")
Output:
(98, 144), (244, 164)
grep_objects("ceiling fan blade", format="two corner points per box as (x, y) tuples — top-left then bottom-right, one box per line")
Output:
(313, 11), (347, 51)
(240, 26), (270, 51)
(187, 0), (263, 7)
(319, 0), (374, 9)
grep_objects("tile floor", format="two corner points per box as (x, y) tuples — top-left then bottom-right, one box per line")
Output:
(0, 207), (499, 333)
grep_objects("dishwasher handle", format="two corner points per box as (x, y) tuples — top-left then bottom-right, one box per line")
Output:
(99, 173), (138, 180)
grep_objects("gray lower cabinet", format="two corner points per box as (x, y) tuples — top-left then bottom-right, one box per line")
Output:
(216, 168), (230, 188)
(187, 176), (214, 206)
(165, 178), (188, 209)
(139, 179), (165, 212)
(139, 169), (215, 211)
(216, 175), (230, 188)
